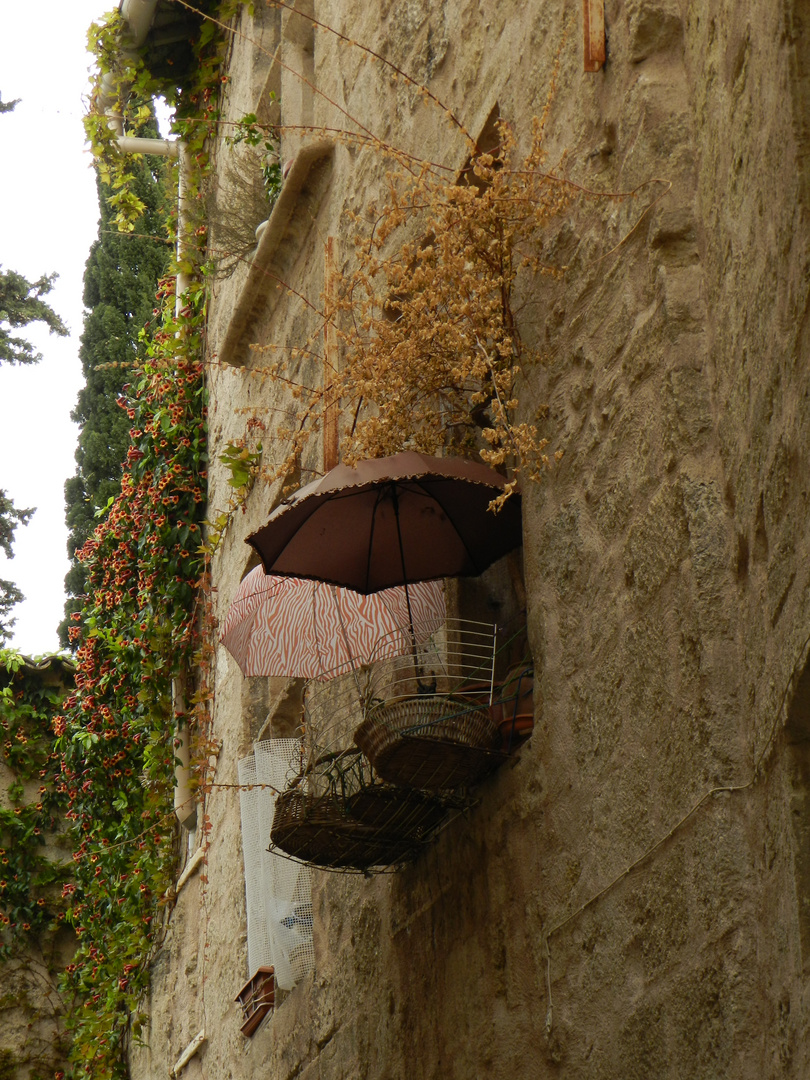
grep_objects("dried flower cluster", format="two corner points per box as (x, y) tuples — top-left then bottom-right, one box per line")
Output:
(265, 115), (580, 498)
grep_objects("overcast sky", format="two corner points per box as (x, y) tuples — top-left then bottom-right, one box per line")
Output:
(0, 2), (116, 656)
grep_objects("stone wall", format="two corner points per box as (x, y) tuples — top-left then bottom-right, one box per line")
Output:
(130, 2), (810, 1078)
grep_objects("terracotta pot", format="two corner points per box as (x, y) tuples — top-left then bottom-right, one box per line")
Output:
(492, 667), (534, 750)
(497, 714), (534, 750)
(236, 966), (275, 1037)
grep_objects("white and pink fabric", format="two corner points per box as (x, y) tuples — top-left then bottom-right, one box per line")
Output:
(220, 566), (445, 680)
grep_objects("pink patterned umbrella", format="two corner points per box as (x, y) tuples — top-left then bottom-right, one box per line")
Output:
(220, 566), (445, 680)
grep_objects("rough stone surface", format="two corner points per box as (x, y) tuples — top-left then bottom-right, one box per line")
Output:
(130, 1), (810, 1078)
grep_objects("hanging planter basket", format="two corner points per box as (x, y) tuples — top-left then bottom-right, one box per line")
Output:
(270, 785), (446, 870)
(354, 694), (501, 790)
(347, 784), (447, 834)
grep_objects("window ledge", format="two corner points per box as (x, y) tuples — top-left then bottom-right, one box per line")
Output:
(217, 139), (334, 367)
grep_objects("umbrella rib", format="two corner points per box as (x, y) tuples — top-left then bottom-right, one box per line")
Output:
(390, 482), (415, 626)
(365, 484), (388, 592)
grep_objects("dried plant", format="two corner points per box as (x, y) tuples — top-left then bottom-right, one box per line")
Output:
(262, 115), (588, 500)
(205, 140), (275, 278)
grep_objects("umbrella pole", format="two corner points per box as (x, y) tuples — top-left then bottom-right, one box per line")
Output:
(390, 485), (430, 690)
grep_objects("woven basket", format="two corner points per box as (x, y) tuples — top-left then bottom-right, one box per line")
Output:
(354, 694), (501, 790)
(271, 789), (428, 870)
(308, 747), (373, 800)
(347, 785), (447, 835)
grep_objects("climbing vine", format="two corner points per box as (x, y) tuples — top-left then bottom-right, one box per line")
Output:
(317, 116), (575, 500)
(245, 113), (585, 501)
(226, 111), (283, 205)
(0, 653), (72, 947)
(54, 4), (242, 1076)
(0, 651), (73, 1080)
(84, 0), (240, 231)
(228, 18), (654, 500)
(56, 269), (208, 1079)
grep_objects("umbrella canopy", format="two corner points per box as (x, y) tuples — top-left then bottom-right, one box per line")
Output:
(246, 451), (522, 594)
(220, 566), (445, 679)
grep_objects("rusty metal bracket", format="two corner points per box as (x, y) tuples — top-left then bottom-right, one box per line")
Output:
(583, 0), (606, 72)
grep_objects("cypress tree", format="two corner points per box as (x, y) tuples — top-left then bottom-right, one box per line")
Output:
(61, 131), (171, 645)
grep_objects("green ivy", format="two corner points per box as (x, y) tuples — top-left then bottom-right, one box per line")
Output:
(219, 441), (263, 491)
(84, 1), (245, 231)
(57, 272), (208, 1080)
(0, 652), (72, 952)
(0, 652), (74, 1079)
(56, 4), (243, 1076)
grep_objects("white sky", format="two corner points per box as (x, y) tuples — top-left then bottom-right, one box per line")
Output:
(0, 2), (121, 656)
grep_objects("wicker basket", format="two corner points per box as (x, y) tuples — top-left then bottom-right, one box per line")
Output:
(308, 747), (373, 799)
(347, 784), (447, 835)
(354, 694), (501, 790)
(270, 788), (432, 870)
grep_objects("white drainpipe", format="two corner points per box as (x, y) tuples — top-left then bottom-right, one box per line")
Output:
(119, 0), (159, 45)
(116, 135), (176, 155)
(98, 0), (192, 315)
(172, 678), (197, 830)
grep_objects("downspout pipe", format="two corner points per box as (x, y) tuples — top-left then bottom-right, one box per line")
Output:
(174, 141), (192, 318)
(119, 0), (159, 45)
(116, 135), (177, 156)
(172, 678), (198, 830)
(115, 138), (192, 319)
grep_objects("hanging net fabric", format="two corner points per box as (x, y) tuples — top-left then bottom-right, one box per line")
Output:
(238, 738), (315, 991)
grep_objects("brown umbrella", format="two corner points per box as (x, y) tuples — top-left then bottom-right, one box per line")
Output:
(246, 451), (522, 595)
